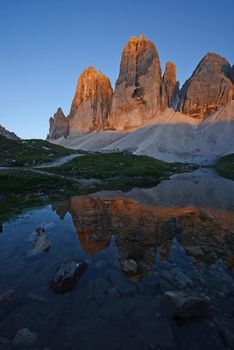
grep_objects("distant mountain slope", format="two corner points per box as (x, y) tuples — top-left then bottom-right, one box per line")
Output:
(0, 124), (20, 140)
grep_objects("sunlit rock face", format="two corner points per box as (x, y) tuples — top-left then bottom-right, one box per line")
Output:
(178, 52), (234, 118)
(68, 67), (113, 136)
(53, 196), (112, 256)
(107, 35), (163, 130)
(48, 108), (69, 139)
(161, 61), (179, 109)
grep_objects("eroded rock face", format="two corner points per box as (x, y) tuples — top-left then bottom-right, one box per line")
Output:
(0, 125), (19, 140)
(68, 67), (113, 136)
(178, 52), (234, 118)
(161, 61), (179, 109)
(107, 35), (163, 130)
(48, 108), (69, 139)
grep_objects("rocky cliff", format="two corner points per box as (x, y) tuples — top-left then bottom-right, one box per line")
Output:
(178, 52), (234, 118)
(68, 66), (113, 136)
(0, 124), (20, 140)
(161, 61), (179, 109)
(48, 35), (234, 140)
(107, 35), (163, 130)
(48, 108), (69, 139)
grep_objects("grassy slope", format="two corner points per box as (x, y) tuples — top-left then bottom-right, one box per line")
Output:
(43, 152), (183, 179)
(0, 140), (196, 222)
(0, 169), (161, 222)
(214, 154), (234, 180)
(0, 135), (79, 166)
(0, 152), (189, 222)
(0, 170), (79, 220)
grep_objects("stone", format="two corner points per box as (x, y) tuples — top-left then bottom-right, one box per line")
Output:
(163, 291), (209, 319)
(123, 259), (138, 274)
(178, 52), (234, 118)
(48, 107), (69, 139)
(161, 268), (194, 289)
(50, 260), (87, 294)
(161, 61), (179, 109)
(36, 226), (45, 235)
(108, 35), (163, 130)
(0, 125), (20, 140)
(12, 328), (38, 347)
(68, 66), (113, 136)
(31, 233), (51, 255)
(0, 289), (16, 305)
(127, 246), (145, 262)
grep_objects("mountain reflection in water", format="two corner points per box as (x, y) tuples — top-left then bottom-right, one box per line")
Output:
(53, 170), (234, 280)
(0, 170), (234, 350)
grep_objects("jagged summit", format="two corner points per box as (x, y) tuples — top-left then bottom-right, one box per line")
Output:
(68, 66), (113, 135)
(161, 61), (179, 109)
(107, 35), (162, 130)
(0, 124), (20, 140)
(49, 107), (68, 140)
(47, 35), (234, 142)
(178, 52), (234, 118)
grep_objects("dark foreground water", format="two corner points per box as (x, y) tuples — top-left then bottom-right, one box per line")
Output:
(0, 170), (234, 350)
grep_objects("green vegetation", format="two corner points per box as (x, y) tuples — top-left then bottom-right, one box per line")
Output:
(43, 152), (184, 179)
(0, 135), (79, 167)
(0, 169), (161, 222)
(214, 153), (234, 180)
(0, 169), (79, 221)
(0, 142), (197, 222)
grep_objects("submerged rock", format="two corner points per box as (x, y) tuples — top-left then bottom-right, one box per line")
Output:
(32, 234), (51, 255)
(12, 328), (38, 347)
(36, 226), (45, 235)
(123, 259), (138, 274)
(163, 291), (209, 319)
(50, 260), (87, 294)
(0, 289), (16, 305)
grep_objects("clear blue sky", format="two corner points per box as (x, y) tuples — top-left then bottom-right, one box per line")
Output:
(0, 0), (233, 139)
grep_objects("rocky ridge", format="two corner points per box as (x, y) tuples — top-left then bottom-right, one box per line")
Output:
(49, 108), (69, 140)
(48, 35), (234, 140)
(179, 52), (234, 118)
(0, 124), (20, 140)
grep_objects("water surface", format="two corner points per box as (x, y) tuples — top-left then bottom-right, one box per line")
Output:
(0, 170), (234, 350)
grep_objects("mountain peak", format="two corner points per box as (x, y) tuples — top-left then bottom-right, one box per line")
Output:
(0, 124), (20, 140)
(68, 67), (113, 135)
(179, 51), (234, 118)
